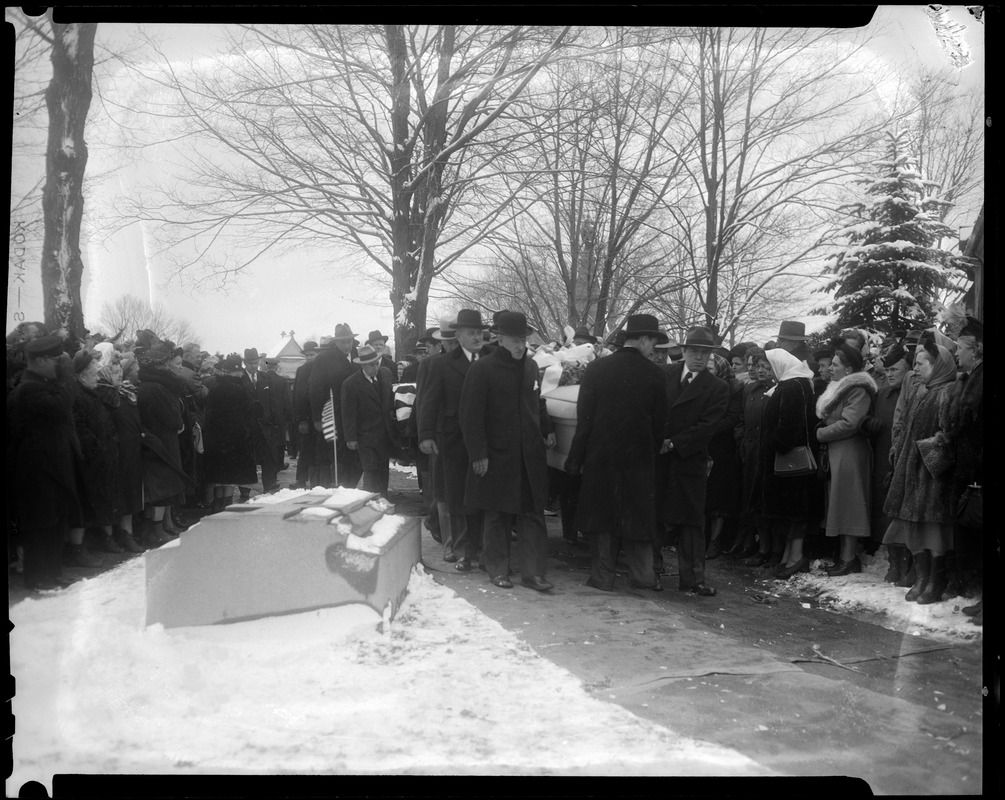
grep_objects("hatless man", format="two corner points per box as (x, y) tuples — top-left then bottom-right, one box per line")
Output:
(341, 344), (401, 493)
(460, 311), (556, 591)
(309, 324), (362, 488)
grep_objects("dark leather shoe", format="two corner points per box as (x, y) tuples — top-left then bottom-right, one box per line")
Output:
(629, 578), (663, 592)
(491, 576), (513, 589)
(682, 583), (717, 596)
(962, 600), (982, 616)
(585, 577), (614, 592)
(776, 557), (810, 579)
(825, 557), (861, 577)
(743, 552), (771, 567)
(454, 558), (472, 572)
(443, 553), (458, 563)
(706, 538), (723, 560)
(521, 576), (553, 592)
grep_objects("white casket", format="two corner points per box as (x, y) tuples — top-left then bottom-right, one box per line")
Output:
(543, 384), (580, 471)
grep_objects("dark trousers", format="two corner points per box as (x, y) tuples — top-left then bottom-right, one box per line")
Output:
(296, 427), (315, 483)
(260, 451), (281, 493)
(674, 524), (706, 589)
(483, 510), (548, 581)
(440, 503), (482, 561)
(360, 461), (390, 494)
(548, 468), (581, 542)
(21, 519), (67, 585)
(588, 531), (654, 590)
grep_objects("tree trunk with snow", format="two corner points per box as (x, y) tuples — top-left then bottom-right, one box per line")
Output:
(40, 18), (96, 339)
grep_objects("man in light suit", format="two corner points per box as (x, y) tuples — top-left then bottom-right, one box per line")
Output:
(341, 344), (401, 493)
(658, 326), (729, 596)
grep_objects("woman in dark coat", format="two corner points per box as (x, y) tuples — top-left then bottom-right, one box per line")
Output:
(882, 341), (959, 604)
(759, 348), (823, 577)
(66, 350), (118, 567)
(94, 351), (146, 553)
(202, 354), (259, 509)
(734, 349), (773, 561)
(135, 343), (190, 543)
(704, 354), (743, 559)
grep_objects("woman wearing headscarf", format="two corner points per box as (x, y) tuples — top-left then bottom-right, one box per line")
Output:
(815, 340), (878, 576)
(758, 348), (823, 577)
(135, 341), (191, 545)
(882, 339), (960, 604)
(66, 349), (118, 567)
(94, 350), (146, 552)
(704, 353), (743, 559)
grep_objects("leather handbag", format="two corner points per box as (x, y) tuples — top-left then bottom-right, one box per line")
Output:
(774, 381), (817, 478)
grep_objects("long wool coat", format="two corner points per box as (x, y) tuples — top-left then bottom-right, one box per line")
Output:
(70, 380), (120, 527)
(705, 376), (743, 517)
(738, 380), (771, 517)
(341, 367), (400, 471)
(308, 347), (358, 466)
(883, 380), (957, 524)
(136, 365), (189, 505)
(417, 345), (491, 508)
(759, 377), (823, 522)
(7, 371), (85, 529)
(657, 363), (730, 528)
(460, 346), (553, 515)
(243, 369), (289, 456)
(815, 371), (877, 538)
(566, 348), (668, 540)
(96, 383), (145, 517)
(202, 375), (259, 486)
(868, 382), (900, 531)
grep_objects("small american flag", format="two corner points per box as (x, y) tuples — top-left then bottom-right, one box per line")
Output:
(321, 392), (337, 442)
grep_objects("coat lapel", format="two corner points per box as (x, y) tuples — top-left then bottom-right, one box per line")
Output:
(673, 368), (709, 408)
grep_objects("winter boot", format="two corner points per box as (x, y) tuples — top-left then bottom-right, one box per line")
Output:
(941, 552), (962, 599)
(883, 544), (905, 583)
(113, 526), (145, 554)
(917, 555), (947, 605)
(99, 530), (126, 554)
(137, 520), (171, 548)
(64, 542), (103, 569)
(904, 550), (931, 602)
(895, 550), (916, 588)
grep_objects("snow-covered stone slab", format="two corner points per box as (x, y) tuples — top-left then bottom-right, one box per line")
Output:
(144, 492), (420, 628)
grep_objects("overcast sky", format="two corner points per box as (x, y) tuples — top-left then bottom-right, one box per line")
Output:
(7, 7), (984, 356)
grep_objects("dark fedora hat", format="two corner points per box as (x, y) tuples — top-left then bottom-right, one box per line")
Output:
(301, 340), (318, 353)
(419, 325), (440, 344)
(623, 314), (669, 345)
(492, 310), (537, 338)
(243, 347), (261, 361)
(366, 329), (389, 345)
(453, 309), (489, 330)
(333, 323), (358, 342)
(776, 320), (810, 341)
(353, 344), (381, 365)
(682, 326), (718, 349)
(25, 334), (64, 358)
(572, 325), (597, 344)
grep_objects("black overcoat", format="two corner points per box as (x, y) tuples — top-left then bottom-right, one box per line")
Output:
(202, 375), (259, 486)
(758, 377), (823, 521)
(6, 371), (85, 528)
(243, 370), (288, 456)
(96, 383), (145, 516)
(308, 347), (358, 465)
(341, 367), (400, 471)
(460, 346), (553, 515)
(657, 363), (729, 527)
(136, 365), (190, 504)
(416, 346), (490, 508)
(566, 348), (668, 540)
(70, 380), (120, 527)
(705, 376), (743, 517)
(738, 380), (770, 515)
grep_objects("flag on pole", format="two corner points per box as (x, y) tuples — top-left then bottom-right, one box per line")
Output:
(322, 394), (337, 442)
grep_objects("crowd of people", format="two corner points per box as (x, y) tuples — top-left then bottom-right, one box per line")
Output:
(7, 310), (984, 627)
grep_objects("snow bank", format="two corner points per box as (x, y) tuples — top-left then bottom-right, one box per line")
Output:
(9, 561), (771, 790)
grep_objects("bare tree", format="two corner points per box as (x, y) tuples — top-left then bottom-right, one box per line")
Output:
(97, 293), (199, 345)
(125, 24), (590, 356)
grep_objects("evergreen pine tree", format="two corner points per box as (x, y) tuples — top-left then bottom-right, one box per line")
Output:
(815, 130), (972, 335)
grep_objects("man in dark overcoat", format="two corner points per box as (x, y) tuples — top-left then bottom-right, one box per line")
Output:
(565, 314), (669, 592)
(341, 345), (401, 493)
(417, 309), (491, 570)
(460, 312), (556, 590)
(241, 348), (285, 494)
(291, 340), (319, 488)
(6, 335), (86, 590)
(658, 326), (729, 596)
(309, 324), (361, 488)
(366, 330), (398, 375)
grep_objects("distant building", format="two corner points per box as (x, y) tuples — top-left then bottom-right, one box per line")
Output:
(263, 333), (305, 380)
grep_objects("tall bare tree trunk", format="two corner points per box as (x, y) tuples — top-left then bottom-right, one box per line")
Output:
(40, 18), (96, 339)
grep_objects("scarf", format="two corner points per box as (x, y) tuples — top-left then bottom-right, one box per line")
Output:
(924, 344), (957, 390)
(764, 348), (814, 397)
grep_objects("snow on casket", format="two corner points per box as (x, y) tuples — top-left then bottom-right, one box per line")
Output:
(144, 488), (420, 628)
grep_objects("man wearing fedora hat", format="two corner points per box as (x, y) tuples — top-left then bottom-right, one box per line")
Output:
(242, 347), (287, 495)
(460, 311), (556, 591)
(291, 340), (319, 488)
(341, 344), (401, 493)
(572, 325), (598, 346)
(566, 314), (669, 593)
(309, 324), (362, 488)
(366, 329), (397, 374)
(417, 309), (491, 569)
(657, 326), (730, 597)
(774, 320), (817, 370)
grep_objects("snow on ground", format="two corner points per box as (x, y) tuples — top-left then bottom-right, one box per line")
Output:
(389, 462), (418, 478)
(766, 553), (982, 643)
(9, 562), (772, 791)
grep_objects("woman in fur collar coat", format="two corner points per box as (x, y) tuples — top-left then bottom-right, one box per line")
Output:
(815, 341), (877, 575)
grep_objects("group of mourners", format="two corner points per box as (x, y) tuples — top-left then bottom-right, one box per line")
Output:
(7, 309), (984, 626)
